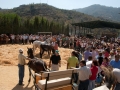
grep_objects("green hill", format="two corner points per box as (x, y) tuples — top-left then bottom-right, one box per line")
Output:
(74, 4), (120, 22)
(0, 3), (99, 24)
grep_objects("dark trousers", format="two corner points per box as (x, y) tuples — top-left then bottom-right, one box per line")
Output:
(11, 39), (15, 44)
(114, 83), (120, 90)
(18, 64), (24, 84)
(78, 79), (89, 90)
(73, 73), (78, 83)
(52, 49), (55, 54)
(81, 47), (85, 54)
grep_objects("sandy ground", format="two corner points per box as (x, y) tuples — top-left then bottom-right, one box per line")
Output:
(0, 44), (73, 90)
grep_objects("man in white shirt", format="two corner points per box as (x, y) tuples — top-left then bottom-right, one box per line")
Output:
(11, 34), (15, 44)
(19, 35), (23, 44)
(77, 60), (92, 90)
(18, 49), (29, 85)
(92, 47), (97, 60)
(109, 51), (115, 61)
(86, 56), (101, 74)
(112, 68), (120, 90)
(22, 34), (26, 44)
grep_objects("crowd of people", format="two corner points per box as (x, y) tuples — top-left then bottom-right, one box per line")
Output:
(0, 34), (74, 49)
(47, 35), (120, 90)
(65, 37), (120, 90)
(8, 33), (120, 90)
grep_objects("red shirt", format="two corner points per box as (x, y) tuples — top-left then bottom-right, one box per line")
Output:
(89, 66), (98, 80)
(104, 52), (109, 58)
(76, 41), (79, 47)
(54, 44), (58, 50)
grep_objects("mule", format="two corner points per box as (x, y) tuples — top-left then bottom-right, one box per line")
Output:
(27, 48), (49, 84)
(40, 44), (54, 58)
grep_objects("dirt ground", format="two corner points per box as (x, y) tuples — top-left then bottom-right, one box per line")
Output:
(0, 44), (73, 90)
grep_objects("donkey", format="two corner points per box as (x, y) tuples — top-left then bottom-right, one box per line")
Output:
(40, 44), (54, 58)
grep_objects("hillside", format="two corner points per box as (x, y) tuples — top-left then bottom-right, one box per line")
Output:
(74, 4), (120, 22)
(0, 3), (99, 24)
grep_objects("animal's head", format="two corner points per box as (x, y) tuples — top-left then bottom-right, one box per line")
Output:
(27, 48), (34, 59)
(101, 66), (116, 89)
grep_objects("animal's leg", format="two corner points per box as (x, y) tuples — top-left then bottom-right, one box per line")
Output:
(40, 51), (42, 58)
(33, 46), (35, 54)
(33, 72), (36, 86)
(41, 50), (44, 58)
(48, 50), (50, 57)
(40, 48), (42, 58)
(28, 67), (31, 83)
(34, 71), (39, 90)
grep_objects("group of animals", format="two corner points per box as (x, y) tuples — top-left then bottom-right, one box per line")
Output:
(33, 40), (54, 58)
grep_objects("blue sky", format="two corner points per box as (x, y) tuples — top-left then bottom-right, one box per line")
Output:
(0, 0), (120, 10)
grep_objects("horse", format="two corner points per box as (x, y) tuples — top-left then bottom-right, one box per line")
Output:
(33, 39), (50, 54)
(0, 34), (10, 44)
(93, 66), (116, 90)
(27, 48), (49, 84)
(4, 35), (10, 44)
(40, 44), (54, 58)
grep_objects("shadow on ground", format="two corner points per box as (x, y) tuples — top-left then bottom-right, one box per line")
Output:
(12, 84), (34, 90)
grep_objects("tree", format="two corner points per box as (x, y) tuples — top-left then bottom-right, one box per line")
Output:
(30, 4), (35, 15)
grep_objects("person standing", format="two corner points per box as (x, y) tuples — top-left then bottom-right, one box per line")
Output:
(92, 47), (97, 60)
(11, 34), (15, 44)
(110, 54), (120, 69)
(67, 51), (79, 69)
(101, 57), (109, 67)
(77, 60), (92, 90)
(52, 42), (58, 54)
(49, 50), (61, 71)
(84, 48), (92, 61)
(109, 51), (115, 61)
(51, 41), (56, 54)
(88, 60), (98, 90)
(67, 51), (79, 83)
(97, 52), (104, 66)
(104, 48), (110, 58)
(18, 49), (28, 85)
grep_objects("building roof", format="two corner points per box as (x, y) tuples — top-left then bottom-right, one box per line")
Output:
(72, 20), (120, 29)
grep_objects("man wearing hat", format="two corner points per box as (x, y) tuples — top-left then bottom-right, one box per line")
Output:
(49, 50), (61, 71)
(18, 49), (28, 85)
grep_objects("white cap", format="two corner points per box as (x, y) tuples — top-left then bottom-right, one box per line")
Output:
(19, 49), (23, 53)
